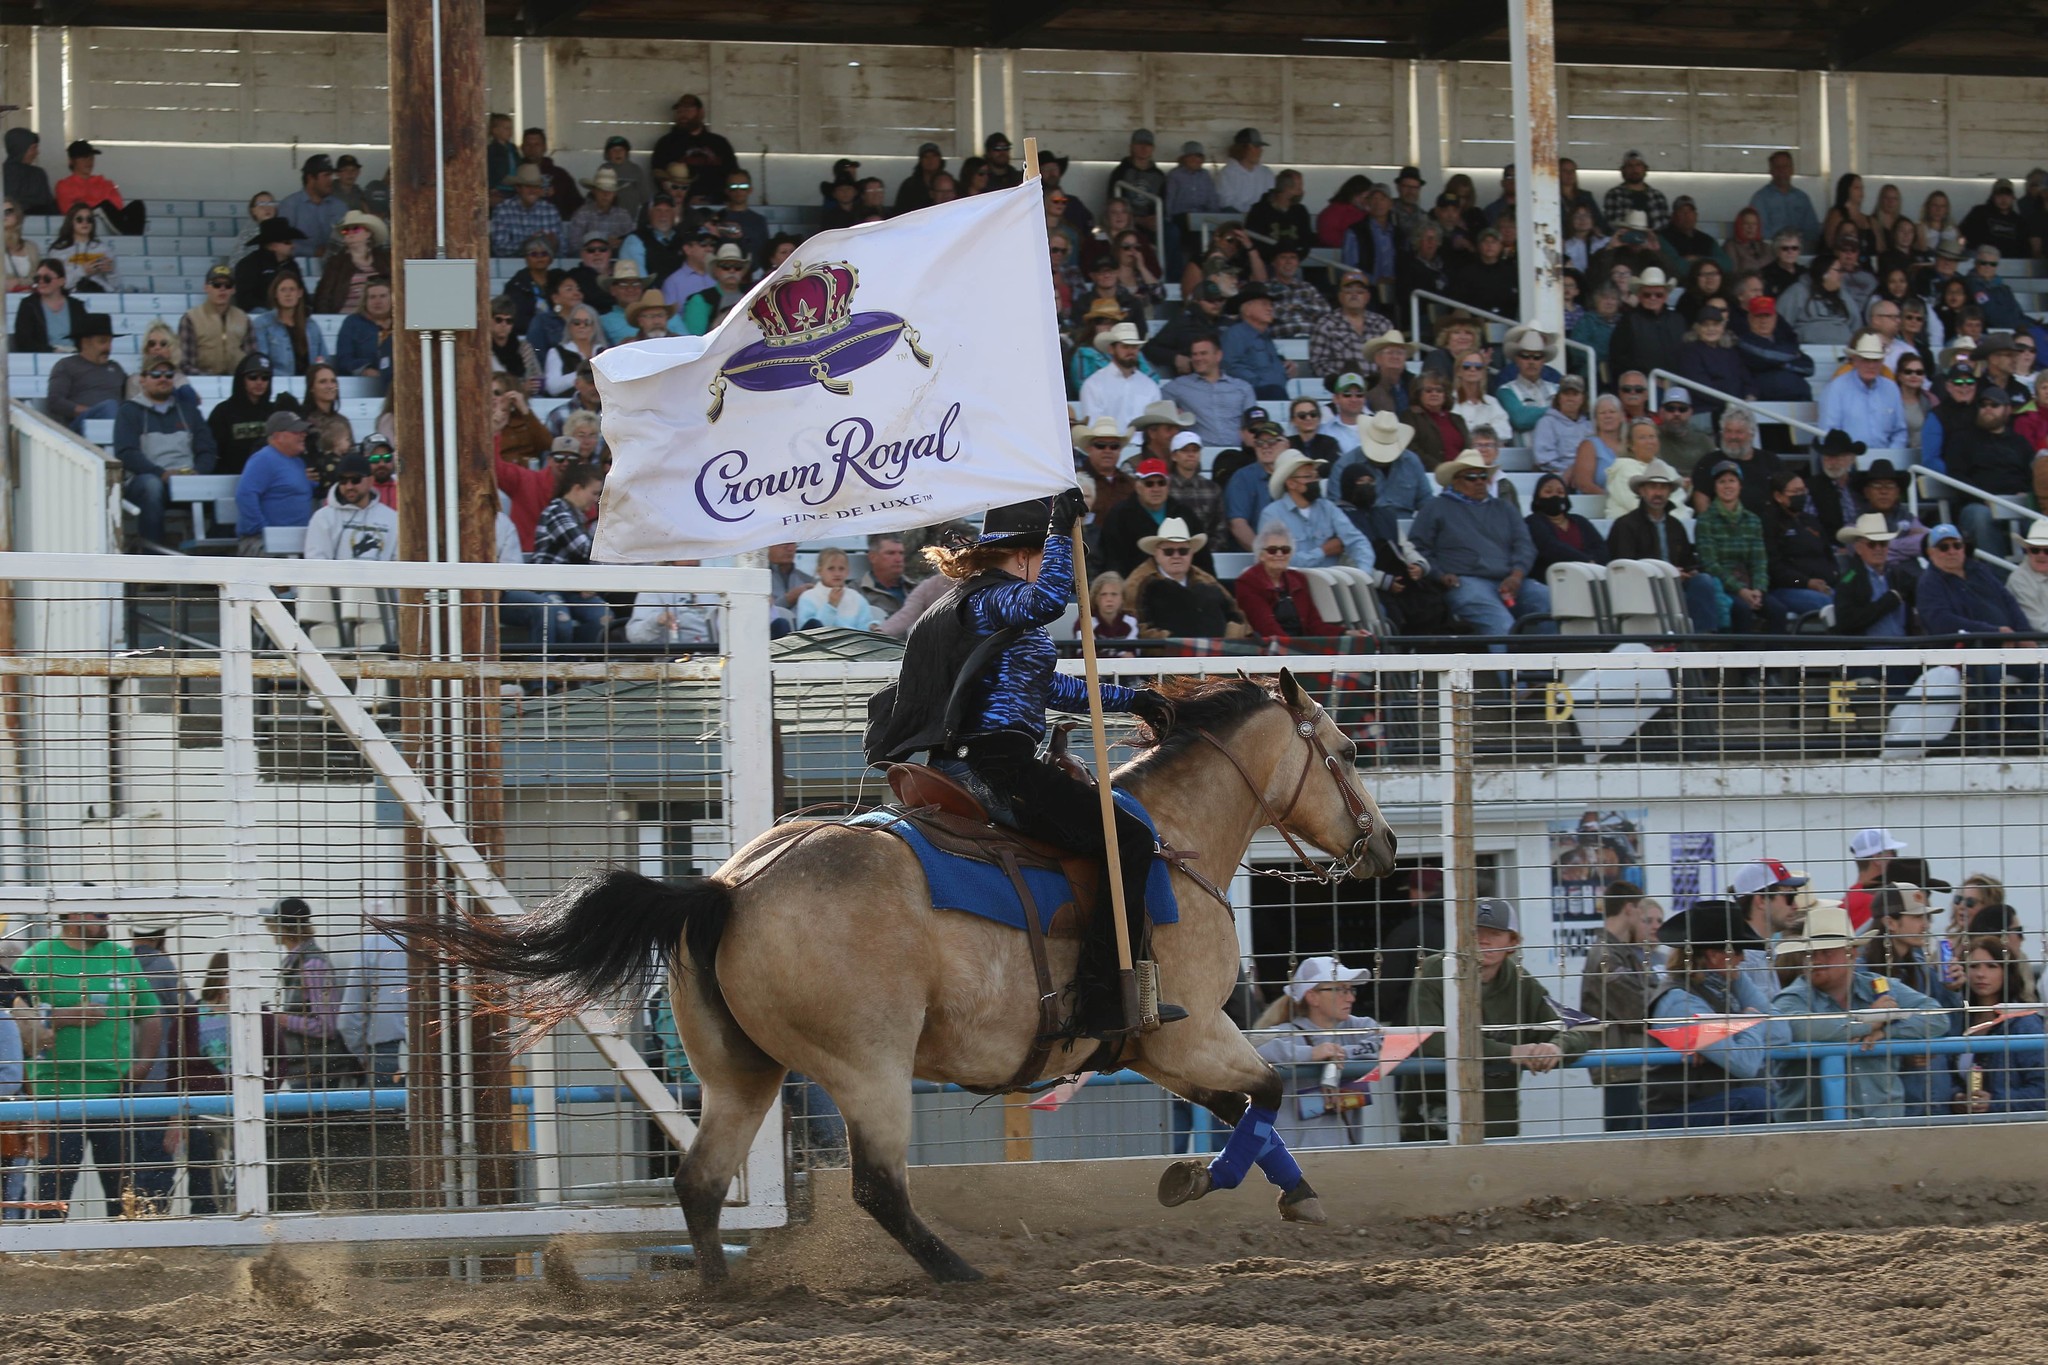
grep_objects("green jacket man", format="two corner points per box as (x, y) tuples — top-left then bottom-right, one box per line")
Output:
(1402, 897), (1596, 1140)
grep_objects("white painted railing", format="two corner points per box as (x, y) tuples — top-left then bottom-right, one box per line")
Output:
(9, 400), (125, 654)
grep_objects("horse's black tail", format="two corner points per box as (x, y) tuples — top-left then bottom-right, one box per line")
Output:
(380, 867), (731, 1034)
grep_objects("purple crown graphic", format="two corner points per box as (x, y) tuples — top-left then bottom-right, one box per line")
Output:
(708, 259), (932, 421)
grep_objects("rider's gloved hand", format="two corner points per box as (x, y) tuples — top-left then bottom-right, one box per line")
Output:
(1129, 687), (1176, 733)
(1049, 487), (1088, 537)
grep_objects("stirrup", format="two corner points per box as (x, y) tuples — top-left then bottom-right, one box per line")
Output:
(1134, 960), (1187, 1032)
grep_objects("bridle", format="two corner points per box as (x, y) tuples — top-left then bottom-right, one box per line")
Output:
(1195, 699), (1376, 885)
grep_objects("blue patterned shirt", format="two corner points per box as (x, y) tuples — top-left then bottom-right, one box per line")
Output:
(960, 533), (1136, 738)
(490, 198), (565, 258)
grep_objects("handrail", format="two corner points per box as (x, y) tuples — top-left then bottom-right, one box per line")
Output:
(1238, 226), (1355, 288)
(1644, 369), (1826, 440)
(1409, 289), (1601, 403)
(1909, 463), (2042, 532)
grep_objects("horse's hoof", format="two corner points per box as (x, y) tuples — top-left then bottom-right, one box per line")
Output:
(1157, 1159), (1213, 1207)
(1278, 1182), (1326, 1225)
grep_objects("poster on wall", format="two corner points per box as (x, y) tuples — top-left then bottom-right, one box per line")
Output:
(1668, 833), (1718, 915)
(1550, 809), (1647, 962)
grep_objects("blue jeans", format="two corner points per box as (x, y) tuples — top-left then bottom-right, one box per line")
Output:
(33, 1120), (139, 1217)
(1680, 572), (1723, 633)
(1956, 503), (2008, 556)
(1765, 586), (1833, 629)
(545, 591), (610, 645)
(500, 589), (554, 645)
(125, 470), (168, 544)
(1602, 1080), (1647, 1132)
(1444, 575), (1554, 651)
(66, 398), (122, 436)
(1643, 1084), (1770, 1129)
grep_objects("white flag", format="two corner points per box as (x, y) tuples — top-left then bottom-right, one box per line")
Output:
(589, 182), (1073, 562)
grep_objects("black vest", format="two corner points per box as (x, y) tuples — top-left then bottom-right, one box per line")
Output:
(863, 570), (1016, 766)
(1642, 980), (1741, 1114)
(629, 226), (684, 284)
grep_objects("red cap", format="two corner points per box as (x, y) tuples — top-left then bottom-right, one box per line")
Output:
(1746, 294), (1777, 315)
(1134, 458), (1169, 479)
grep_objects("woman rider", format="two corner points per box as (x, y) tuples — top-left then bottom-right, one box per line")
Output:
(863, 490), (1181, 1034)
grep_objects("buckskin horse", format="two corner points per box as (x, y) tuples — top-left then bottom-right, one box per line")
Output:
(407, 671), (1397, 1284)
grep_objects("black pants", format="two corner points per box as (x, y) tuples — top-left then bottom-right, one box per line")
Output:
(957, 733), (1156, 1026)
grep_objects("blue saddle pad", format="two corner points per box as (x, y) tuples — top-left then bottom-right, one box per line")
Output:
(847, 787), (1179, 931)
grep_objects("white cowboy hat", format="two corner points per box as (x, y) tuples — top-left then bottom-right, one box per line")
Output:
(1626, 459), (1682, 492)
(600, 259), (646, 286)
(1361, 330), (1412, 362)
(1132, 399), (1196, 430)
(1846, 333), (1888, 362)
(337, 210), (389, 246)
(508, 163), (547, 189)
(579, 166), (621, 192)
(2022, 519), (2048, 548)
(1635, 266), (1672, 289)
(1501, 323), (1558, 365)
(1432, 449), (1496, 488)
(1268, 449), (1324, 500)
(1137, 516), (1207, 555)
(1837, 511), (1900, 545)
(1771, 901), (1855, 960)
(1071, 415), (1129, 444)
(1102, 321), (1143, 347)
(1620, 209), (1651, 231)
(1358, 409), (1414, 464)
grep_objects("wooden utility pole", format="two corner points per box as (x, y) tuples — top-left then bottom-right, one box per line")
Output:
(388, 0), (515, 1207)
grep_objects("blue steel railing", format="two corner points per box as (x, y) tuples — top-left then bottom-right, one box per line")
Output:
(3, 1034), (2035, 1130)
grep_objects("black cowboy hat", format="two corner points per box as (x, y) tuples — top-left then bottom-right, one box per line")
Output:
(72, 314), (119, 339)
(977, 496), (1053, 546)
(1656, 898), (1761, 952)
(1814, 428), (1867, 458)
(1851, 457), (1908, 492)
(1225, 282), (1273, 313)
(256, 218), (308, 245)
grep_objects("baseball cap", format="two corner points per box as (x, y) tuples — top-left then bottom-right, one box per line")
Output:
(1130, 128), (1156, 146)
(301, 153), (334, 175)
(1927, 521), (1964, 547)
(1661, 386), (1693, 408)
(205, 265), (234, 286)
(1284, 955), (1371, 1001)
(1241, 405), (1273, 429)
(1332, 372), (1367, 393)
(1849, 828), (1907, 860)
(1234, 127), (1269, 147)
(65, 139), (102, 159)
(1179, 141), (1207, 159)
(1250, 420), (1286, 439)
(1134, 458), (1169, 480)
(1474, 897), (1521, 935)
(1979, 385), (2014, 406)
(1944, 364), (1979, 385)
(1746, 295), (1777, 315)
(265, 411), (311, 436)
(604, 135), (632, 151)
(1672, 194), (1697, 210)
(1169, 429), (1202, 449)
(332, 453), (373, 479)
(1730, 858), (1809, 898)
(336, 154), (362, 170)
(917, 141), (941, 156)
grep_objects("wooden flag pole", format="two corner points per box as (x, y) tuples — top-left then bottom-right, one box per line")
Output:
(1026, 135), (1145, 1033)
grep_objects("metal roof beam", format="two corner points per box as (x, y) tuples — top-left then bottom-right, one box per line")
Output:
(1418, 0), (1509, 59)
(520, 0), (591, 37)
(983, 0), (1087, 46)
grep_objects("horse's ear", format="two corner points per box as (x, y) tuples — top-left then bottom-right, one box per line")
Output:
(1277, 667), (1304, 708)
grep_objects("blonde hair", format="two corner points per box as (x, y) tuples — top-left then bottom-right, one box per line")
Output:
(1252, 992), (1305, 1028)
(561, 410), (602, 441)
(142, 319), (183, 369)
(814, 547), (850, 573)
(1089, 570), (1125, 614)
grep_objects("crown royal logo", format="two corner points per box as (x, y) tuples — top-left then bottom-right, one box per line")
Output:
(706, 260), (932, 421)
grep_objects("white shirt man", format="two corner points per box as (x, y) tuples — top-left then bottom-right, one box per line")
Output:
(627, 560), (720, 646)
(303, 455), (397, 561)
(1077, 322), (1163, 433)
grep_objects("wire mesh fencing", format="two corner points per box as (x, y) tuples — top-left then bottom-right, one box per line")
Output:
(773, 643), (2048, 1164)
(0, 555), (787, 1249)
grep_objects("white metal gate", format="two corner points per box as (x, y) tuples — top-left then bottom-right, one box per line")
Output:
(0, 553), (785, 1250)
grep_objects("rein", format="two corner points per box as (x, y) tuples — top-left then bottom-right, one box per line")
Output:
(1195, 701), (1375, 887)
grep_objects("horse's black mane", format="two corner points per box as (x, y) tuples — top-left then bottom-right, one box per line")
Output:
(1127, 675), (1277, 769)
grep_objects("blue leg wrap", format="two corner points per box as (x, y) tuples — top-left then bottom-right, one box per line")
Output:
(1253, 1133), (1304, 1191)
(1204, 1104), (1279, 1191)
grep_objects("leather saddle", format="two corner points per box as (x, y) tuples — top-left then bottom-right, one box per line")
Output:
(884, 762), (1101, 939)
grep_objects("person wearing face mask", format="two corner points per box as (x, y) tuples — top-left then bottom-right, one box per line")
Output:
(1525, 472), (1609, 577)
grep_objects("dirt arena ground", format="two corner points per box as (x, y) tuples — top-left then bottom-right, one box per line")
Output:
(5, 1183), (2046, 1363)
